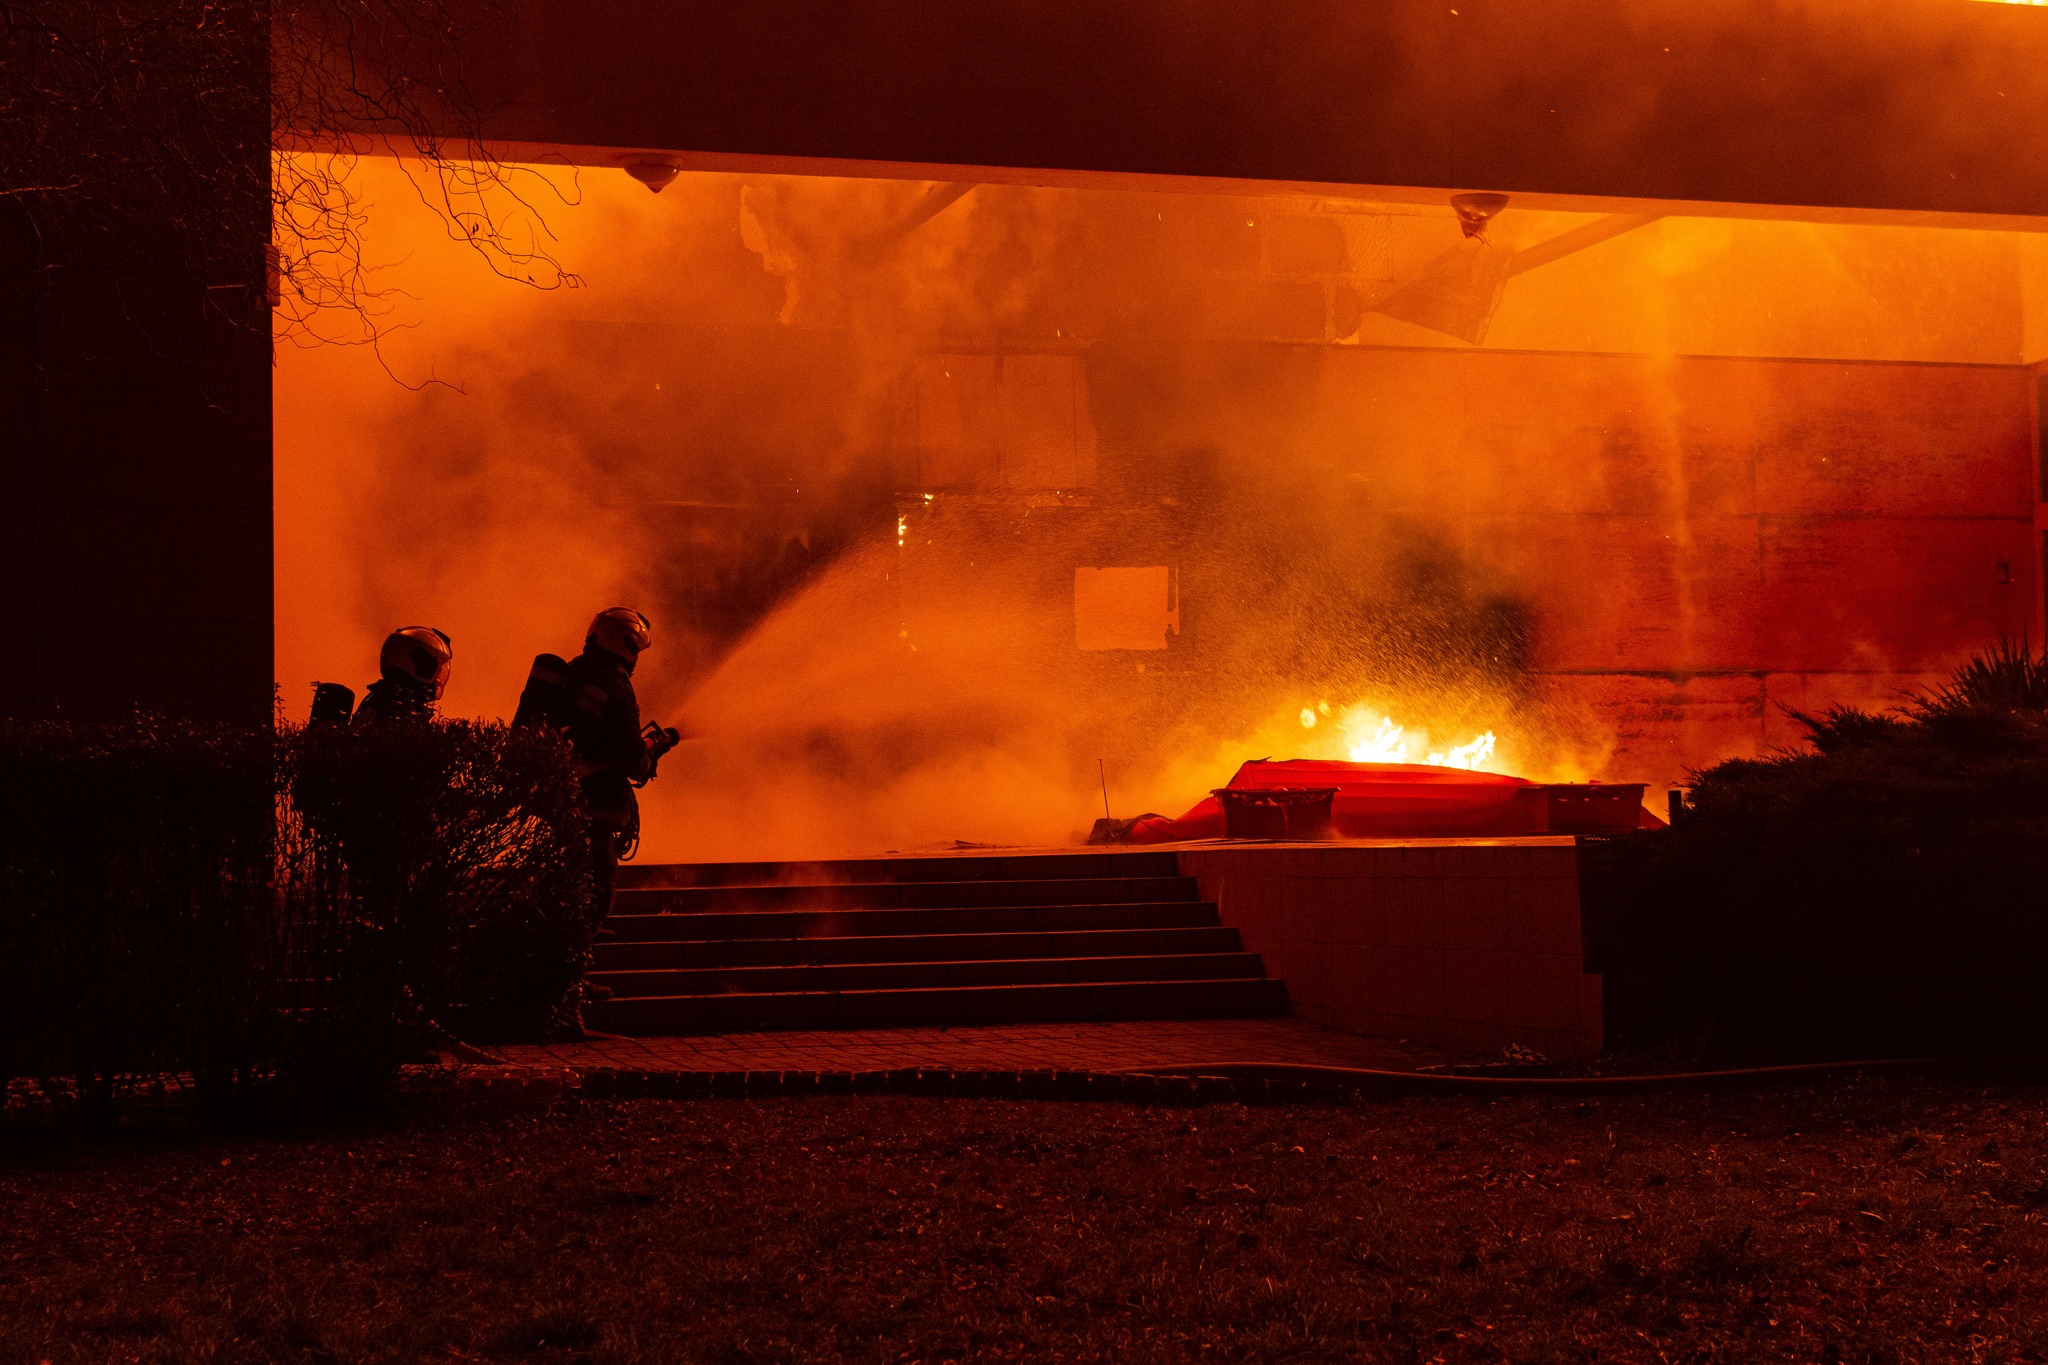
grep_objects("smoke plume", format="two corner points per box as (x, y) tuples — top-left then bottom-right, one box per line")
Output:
(277, 156), (2042, 859)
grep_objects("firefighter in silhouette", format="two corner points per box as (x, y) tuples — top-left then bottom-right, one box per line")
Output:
(516, 608), (680, 915)
(351, 626), (453, 725)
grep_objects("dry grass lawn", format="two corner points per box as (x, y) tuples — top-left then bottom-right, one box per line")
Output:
(6, 1078), (2048, 1363)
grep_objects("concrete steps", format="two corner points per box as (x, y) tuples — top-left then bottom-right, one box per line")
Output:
(592, 925), (1246, 971)
(584, 851), (1288, 1035)
(615, 876), (1202, 912)
(589, 978), (1288, 1036)
(591, 950), (1268, 999)
(613, 850), (1184, 888)
(600, 901), (1220, 943)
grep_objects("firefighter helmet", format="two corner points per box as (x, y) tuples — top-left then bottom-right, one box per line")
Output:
(587, 607), (652, 669)
(379, 626), (454, 698)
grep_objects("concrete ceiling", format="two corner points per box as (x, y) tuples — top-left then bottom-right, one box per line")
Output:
(357, 0), (2048, 228)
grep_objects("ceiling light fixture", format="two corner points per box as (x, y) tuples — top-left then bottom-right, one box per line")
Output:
(622, 157), (683, 194)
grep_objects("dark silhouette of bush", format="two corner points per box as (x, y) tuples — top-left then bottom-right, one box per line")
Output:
(0, 716), (592, 1115)
(0, 718), (283, 1116)
(1913, 636), (2048, 717)
(1584, 642), (2048, 1060)
(287, 720), (595, 1089)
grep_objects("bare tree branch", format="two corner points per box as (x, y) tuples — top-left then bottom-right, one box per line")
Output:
(1, 0), (581, 367)
(270, 0), (581, 351)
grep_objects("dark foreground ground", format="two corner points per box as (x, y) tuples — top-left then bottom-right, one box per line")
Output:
(6, 1080), (2048, 1364)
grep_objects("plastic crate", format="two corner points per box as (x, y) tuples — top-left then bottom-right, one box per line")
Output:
(1212, 786), (1339, 840)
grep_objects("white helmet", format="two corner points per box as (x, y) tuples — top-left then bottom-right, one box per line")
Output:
(587, 607), (652, 668)
(379, 626), (454, 698)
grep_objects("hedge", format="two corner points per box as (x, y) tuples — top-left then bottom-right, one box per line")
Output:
(1582, 645), (2048, 1061)
(0, 716), (594, 1114)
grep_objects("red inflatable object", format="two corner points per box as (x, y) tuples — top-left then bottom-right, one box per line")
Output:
(1123, 759), (1656, 842)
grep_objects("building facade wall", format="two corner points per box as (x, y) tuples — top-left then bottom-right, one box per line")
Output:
(1180, 840), (1604, 1060)
(0, 25), (272, 724)
(906, 337), (2038, 790)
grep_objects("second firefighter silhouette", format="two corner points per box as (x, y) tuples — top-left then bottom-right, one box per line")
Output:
(516, 608), (681, 897)
(352, 626), (454, 725)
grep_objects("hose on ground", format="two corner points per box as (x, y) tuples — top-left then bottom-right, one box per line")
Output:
(1118, 1056), (2048, 1095)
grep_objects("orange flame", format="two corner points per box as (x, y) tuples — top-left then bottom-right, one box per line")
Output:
(1300, 703), (1501, 772)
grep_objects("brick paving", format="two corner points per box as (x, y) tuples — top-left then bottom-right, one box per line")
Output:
(475, 1018), (1449, 1075)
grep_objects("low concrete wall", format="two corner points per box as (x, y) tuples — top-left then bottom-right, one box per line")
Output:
(1177, 840), (1603, 1061)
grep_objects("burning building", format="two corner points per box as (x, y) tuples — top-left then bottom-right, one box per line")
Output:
(277, 161), (2048, 862)
(17, 0), (2048, 758)
(12, 0), (2044, 1051)
(0, 0), (1997, 864)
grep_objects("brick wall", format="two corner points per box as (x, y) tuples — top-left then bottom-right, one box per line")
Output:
(1179, 840), (1603, 1061)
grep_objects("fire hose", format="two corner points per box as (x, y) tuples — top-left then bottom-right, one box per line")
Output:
(1117, 1055), (2048, 1095)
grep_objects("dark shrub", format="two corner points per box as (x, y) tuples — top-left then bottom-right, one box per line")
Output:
(1584, 645), (2048, 1060)
(1914, 636), (2048, 715)
(0, 718), (283, 1114)
(0, 715), (592, 1113)
(287, 720), (594, 1086)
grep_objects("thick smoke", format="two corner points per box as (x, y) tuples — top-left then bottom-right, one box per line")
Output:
(277, 156), (2043, 859)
